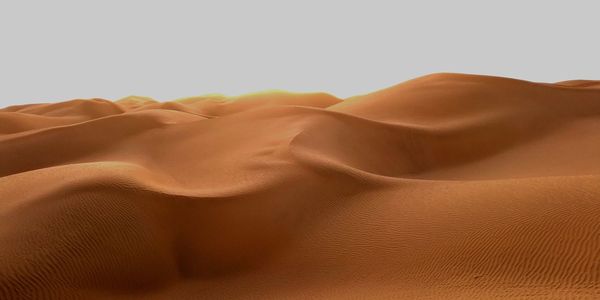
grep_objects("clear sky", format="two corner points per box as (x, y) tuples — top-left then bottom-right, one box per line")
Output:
(0, 0), (598, 107)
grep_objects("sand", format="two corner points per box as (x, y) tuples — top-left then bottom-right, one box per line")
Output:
(1, 73), (600, 299)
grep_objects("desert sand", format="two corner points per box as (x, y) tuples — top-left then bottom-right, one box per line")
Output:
(2, 73), (600, 299)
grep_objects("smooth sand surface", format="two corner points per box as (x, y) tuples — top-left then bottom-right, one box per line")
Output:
(2, 73), (600, 299)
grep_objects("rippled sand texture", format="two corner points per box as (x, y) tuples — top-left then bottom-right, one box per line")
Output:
(2, 73), (600, 299)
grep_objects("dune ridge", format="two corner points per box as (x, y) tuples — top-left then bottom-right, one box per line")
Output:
(2, 73), (600, 299)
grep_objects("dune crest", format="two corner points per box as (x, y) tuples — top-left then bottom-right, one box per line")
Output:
(2, 73), (600, 299)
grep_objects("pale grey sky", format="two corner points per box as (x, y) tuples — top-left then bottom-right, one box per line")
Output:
(0, 0), (598, 108)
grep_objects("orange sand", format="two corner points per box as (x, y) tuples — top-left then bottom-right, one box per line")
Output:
(2, 73), (600, 299)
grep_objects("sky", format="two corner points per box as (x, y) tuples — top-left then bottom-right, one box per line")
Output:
(0, 0), (598, 107)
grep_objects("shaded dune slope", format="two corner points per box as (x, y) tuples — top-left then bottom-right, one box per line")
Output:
(2, 73), (600, 298)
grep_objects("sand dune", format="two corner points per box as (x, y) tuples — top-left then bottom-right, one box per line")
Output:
(1, 73), (600, 299)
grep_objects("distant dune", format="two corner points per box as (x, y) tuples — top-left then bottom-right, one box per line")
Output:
(2, 73), (600, 299)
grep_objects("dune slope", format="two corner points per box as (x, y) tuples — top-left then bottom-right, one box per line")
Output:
(2, 74), (600, 299)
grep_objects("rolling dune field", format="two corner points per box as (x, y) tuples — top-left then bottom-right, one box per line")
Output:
(2, 73), (600, 299)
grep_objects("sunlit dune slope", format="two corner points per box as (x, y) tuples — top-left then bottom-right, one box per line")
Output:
(2, 73), (600, 299)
